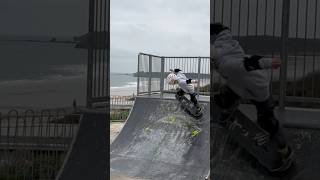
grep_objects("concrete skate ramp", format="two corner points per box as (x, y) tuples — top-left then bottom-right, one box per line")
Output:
(56, 111), (108, 180)
(110, 97), (210, 180)
(211, 104), (320, 180)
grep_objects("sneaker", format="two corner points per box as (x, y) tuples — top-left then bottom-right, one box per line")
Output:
(278, 145), (293, 160)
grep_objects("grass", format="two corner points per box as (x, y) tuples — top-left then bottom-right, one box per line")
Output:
(110, 109), (130, 121)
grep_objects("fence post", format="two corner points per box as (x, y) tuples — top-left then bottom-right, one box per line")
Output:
(160, 57), (165, 98)
(279, 0), (290, 110)
(197, 57), (201, 94)
(86, 0), (95, 108)
(148, 55), (152, 96)
(137, 54), (140, 96)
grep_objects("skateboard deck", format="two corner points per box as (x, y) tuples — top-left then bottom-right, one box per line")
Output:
(219, 107), (293, 173)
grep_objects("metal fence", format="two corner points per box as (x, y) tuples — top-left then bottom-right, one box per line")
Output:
(0, 109), (79, 180)
(137, 53), (210, 97)
(212, 0), (320, 108)
(110, 96), (134, 120)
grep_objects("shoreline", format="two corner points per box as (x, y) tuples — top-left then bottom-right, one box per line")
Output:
(0, 73), (137, 108)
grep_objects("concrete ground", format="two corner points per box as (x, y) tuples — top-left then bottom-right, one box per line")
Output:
(110, 122), (125, 144)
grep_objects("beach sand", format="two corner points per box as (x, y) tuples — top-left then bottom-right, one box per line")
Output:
(110, 122), (125, 144)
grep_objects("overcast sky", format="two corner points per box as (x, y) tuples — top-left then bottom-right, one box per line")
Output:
(0, 0), (88, 37)
(110, 0), (210, 73)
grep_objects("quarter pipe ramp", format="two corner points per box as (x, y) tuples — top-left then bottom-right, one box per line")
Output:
(110, 97), (210, 180)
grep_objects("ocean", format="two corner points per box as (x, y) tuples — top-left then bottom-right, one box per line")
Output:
(0, 40), (136, 108)
(110, 73), (137, 96)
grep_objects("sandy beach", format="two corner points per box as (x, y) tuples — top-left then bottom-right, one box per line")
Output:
(0, 75), (87, 109)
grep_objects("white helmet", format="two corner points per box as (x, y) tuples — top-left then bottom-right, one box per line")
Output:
(167, 73), (177, 85)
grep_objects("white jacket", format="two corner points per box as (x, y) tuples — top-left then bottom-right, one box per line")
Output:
(212, 29), (273, 102)
(175, 72), (195, 94)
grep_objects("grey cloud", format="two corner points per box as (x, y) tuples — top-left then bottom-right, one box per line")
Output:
(111, 0), (209, 72)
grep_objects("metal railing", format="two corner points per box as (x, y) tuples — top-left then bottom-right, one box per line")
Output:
(0, 108), (79, 180)
(212, 0), (320, 108)
(110, 96), (135, 120)
(137, 53), (210, 97)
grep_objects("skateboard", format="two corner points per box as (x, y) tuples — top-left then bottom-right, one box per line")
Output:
(216, 105), (294, 174)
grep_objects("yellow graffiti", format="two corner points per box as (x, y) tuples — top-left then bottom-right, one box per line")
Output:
(191, 130), (200, 137)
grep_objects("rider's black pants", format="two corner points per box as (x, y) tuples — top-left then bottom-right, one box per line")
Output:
(177, 89), (199, 107)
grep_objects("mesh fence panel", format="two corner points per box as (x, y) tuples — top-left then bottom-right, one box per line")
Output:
(137, 53), (210, 96)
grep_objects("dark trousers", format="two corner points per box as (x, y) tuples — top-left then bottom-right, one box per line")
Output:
(177, 89), (199, 106)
